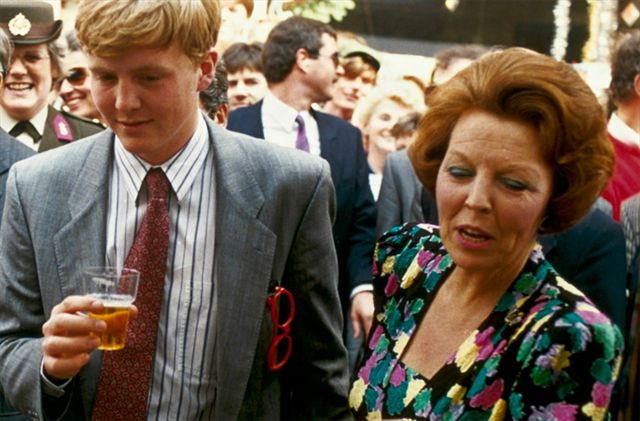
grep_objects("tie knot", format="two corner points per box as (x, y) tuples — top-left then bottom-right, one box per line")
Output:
(145, 168), (169, 201)
(295, 114), (305, 129)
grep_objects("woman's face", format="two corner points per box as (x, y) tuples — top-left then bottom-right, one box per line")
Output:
(59, 50), (99, 121)
(1, 43), (53, 121)
(436, 110), (553, 279)
(364, 98), (410, 155)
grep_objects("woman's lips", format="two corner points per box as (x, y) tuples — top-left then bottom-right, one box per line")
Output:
(455, 225), (493, 249)
(7, 82), (33, 91)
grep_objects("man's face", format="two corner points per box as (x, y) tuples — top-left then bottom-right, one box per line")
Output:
(1, 43), (53, 120)
(306, 33), (339, 104)
(227, 67), (267, 110)
(89, 43), (215, 165)
(331, 63), (376, 113)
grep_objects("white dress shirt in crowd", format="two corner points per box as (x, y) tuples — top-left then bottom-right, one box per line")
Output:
(261, 90), (321, 155)
(609, 112), (640, 148)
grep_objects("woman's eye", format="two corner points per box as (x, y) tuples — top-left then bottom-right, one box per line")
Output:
(447, 166), (472, 178)
(502, 178), (528, 191)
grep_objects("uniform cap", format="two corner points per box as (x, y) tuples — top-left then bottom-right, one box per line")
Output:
(0, 1), (62, 45)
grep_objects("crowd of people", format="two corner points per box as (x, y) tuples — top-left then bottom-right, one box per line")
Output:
(0, 0), (638, 419)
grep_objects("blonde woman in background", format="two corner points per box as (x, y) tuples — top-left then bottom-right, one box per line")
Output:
(354, 80), (426, 199)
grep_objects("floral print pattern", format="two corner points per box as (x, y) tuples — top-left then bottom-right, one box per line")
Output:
(350, 223), (622, 420)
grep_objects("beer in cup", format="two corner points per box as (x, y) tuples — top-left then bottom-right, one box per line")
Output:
(83, 267), (140, 351)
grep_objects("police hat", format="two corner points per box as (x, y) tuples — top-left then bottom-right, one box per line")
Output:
(0, 1), (62, 45)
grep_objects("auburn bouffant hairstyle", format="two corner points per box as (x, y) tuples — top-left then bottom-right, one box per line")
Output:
(409, 48), (614, 233)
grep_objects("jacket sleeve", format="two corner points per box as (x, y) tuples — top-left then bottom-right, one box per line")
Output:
(345, 129), (377, 295)
(376, 154), (405, 239)
(0, 166), (50, 420)
(282, 161), (352, 419)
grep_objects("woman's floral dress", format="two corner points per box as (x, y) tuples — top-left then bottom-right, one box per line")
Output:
(350, 223), (622, 420)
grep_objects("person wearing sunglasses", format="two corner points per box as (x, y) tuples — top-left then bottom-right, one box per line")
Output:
(0, 1), (350, 419)
(57, 31), (103, 125)
(0, 1), (103, 153)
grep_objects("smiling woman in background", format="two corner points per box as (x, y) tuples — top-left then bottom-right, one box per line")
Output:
(354, 80), (426, 200)
(0, 1), (103, 152)
(349, 48), (622, 419)
(58, 31), (103, 125)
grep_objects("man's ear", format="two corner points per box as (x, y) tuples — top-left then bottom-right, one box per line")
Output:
(633, 73), (640, 98)
(295, 48), (311, 74)
(215, 103), (229, 128)
(197, 49), (218, 91)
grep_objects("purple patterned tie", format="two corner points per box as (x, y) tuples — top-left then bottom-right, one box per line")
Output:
(295, 114), (310, 152)
(92, 168), (170, 421)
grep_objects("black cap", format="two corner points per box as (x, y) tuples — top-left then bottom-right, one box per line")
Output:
(0, 1), (62, 45)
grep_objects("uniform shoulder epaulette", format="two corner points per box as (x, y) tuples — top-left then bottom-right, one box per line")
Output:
(60, 108), (105, 129)
(51, 109), (104, 143)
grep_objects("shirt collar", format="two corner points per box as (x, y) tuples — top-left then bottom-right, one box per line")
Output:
(114, 112), (210, 203)
(0, 105), (48, 137)
(608, 112), (640, 148)
(262, 90), (312, 130)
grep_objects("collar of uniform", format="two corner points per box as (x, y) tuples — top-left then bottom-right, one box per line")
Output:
(609, 112), (640, 148)
(0, 105), (48, 137)
(262, 90), (312, 132)
(114, 112), (210, 203)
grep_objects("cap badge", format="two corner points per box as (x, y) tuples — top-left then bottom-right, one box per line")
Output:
(8, 13), (31, 37)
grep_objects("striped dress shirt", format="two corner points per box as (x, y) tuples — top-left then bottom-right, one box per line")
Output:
(106, 114), (217, 419)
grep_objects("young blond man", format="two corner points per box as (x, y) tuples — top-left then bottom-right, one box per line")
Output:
(0, 1), (349, 419)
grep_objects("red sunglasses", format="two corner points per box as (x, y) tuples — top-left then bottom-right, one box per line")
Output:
(266, 286), (295, 371)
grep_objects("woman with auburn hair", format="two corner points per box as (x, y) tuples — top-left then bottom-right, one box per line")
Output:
(350, 48), (621, 419)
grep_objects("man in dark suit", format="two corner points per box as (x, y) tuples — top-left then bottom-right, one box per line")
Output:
(0, 1), (102, 153)
(0, 1), (349, 419)
(227, 17), (377, 366)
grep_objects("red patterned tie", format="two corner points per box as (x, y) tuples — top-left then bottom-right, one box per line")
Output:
(92, 168), (170, 421)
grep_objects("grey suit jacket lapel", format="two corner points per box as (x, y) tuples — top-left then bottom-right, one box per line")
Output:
(51, 132), (112, 417)
(53, 134), (111, 297)
(208, 123), (277, 419)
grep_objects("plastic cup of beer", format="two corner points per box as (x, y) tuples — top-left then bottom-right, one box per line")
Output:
(82, 267), (139, 351)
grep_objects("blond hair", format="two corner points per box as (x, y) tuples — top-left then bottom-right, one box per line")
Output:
(354, 80), (427, 130)
(75, 0), (220, 65)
